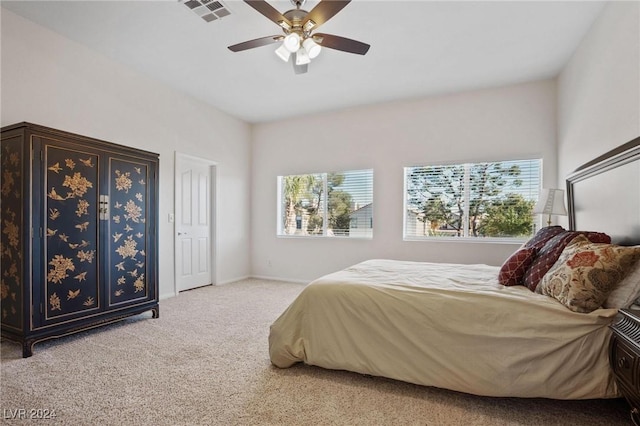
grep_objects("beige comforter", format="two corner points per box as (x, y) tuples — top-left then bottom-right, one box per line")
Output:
(269, 259), (619, 399)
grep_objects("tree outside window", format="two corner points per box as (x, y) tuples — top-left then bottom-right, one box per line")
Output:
(405, 160), (541, 239)
(278, 170), (373, 238)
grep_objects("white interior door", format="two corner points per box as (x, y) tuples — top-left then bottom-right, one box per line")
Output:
(175, 154), (213, 292)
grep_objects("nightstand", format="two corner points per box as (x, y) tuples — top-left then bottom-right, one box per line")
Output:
(610, 309), (640, 425)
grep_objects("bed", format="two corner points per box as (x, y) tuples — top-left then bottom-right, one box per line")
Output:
(269, 137), (640, 400)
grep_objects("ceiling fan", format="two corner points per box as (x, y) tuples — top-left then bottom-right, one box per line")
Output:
(228, 0), (370, 74)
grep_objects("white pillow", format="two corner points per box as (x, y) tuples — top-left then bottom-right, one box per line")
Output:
(603, 255), (640, 309)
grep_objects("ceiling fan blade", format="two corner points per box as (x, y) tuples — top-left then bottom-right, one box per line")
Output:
(244, 0), (292, 28)
(228, 35), (282, 52)
(303, 1), (351, 30)
(313, 33), (370, 55)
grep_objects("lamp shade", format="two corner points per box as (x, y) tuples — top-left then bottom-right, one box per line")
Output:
(533, 188), (567, 226)
(533, 188), (567, 215)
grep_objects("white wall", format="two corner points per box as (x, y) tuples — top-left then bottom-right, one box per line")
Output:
(558, 1), (640, 182)
(1, 9), (253, 298)
(252, 80), (558, 283)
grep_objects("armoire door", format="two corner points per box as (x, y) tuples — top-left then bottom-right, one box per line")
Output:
(106, 154), (157, 308)
(36, 137), (102, 326)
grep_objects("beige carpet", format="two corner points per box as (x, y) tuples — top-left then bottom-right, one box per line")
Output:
(0, 279), (631, 425)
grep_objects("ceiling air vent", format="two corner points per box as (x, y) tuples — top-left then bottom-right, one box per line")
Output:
(180, 0), (231, 22)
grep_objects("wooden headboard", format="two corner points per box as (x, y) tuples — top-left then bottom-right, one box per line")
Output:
(566, 137), (640, 245)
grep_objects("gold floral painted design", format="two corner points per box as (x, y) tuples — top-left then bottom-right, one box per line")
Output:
(75, 222), (89, 232)
(44, 149), (100, 316)
(1, 279), (9, 300)
(77, 250), (95, 263)
(1, 170), (14, 196)
(49, 208), (61, 221)
(68, 240), (89, 250)
(108, 160), (151, 302)
(115, 235), (138, 259)
(47, 255), (75, 284)
(8, 152), (19, 167)
(123, 200), (142, 223)
(48, 163), (63, 173)
(79, 158), (94, 168)
(48, 187), (65, 200)
(67, 289), (80, 300)
(115, 170), (132, 193)
(8, 262), (17, 277)
(49, 293), (61, 311)
(134, 274), (145, 293)
(62, 172), (93, 198)
(75, 199), (90, 217)
(2, 219), (19, 248)
(1, 142), (22, 327)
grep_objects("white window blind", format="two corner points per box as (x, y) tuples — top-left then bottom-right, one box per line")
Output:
(278, 169), (373, 238)
(404, 159), (541, 239)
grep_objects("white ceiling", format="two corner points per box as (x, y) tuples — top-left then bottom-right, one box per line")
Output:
(2, 0), (606, 123)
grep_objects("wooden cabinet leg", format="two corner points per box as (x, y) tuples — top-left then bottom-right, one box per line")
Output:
(22, 340), (34, 358)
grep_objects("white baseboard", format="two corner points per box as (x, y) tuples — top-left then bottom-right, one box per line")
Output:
(159, 292), (177, 301)
(249, 275), (308, 285)
(215, 275), (251, 286)
(160, 276), (307, 299)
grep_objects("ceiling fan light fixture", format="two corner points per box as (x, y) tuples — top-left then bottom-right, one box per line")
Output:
(275, 43), (292, 62)
(283, 32), (301, 53)
(303, 37), (321, 59)
(295, 48), (311, 65)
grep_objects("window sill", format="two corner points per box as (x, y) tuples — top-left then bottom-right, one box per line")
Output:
(403, 236), (527, 244)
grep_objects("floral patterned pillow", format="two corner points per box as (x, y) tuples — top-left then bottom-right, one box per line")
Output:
(536, 235), (640, 313)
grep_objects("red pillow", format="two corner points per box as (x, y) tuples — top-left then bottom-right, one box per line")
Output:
(523, 230), (611, 291)
(522, 226), (565, 250)
(499, 247), (538, 286)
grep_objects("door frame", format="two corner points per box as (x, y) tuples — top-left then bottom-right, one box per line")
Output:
(173, 152), (217, 296)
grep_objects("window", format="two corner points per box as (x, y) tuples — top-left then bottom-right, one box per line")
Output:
(404, 159), (541, 240)
(278, 169), (373, 238)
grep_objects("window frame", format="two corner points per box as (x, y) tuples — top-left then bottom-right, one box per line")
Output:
(277, 169), (374, 239)
(403, 158), (543, 243)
